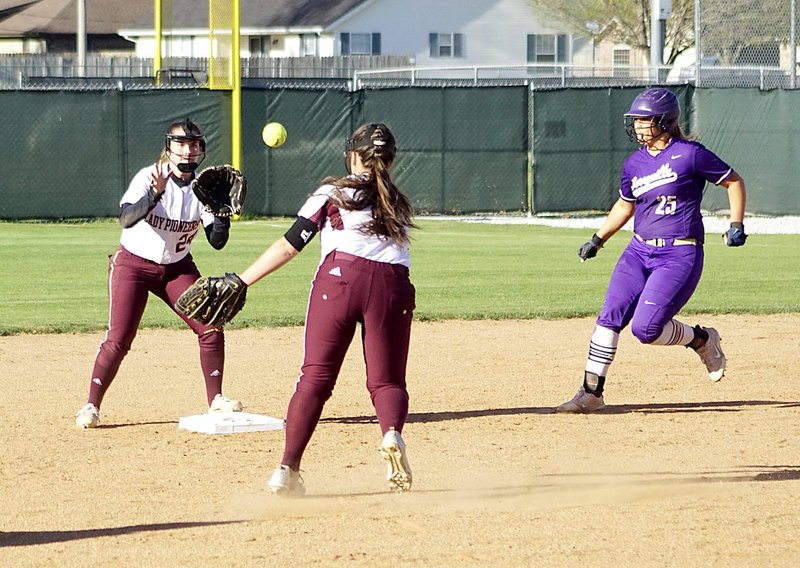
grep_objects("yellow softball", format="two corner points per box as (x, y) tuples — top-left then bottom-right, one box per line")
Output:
(262, 122), (287, 148)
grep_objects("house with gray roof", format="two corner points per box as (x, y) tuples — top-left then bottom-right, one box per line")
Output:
(118, 0), (597, 68)
(0, 0), (150, 54)
(1, 1), (640, 77)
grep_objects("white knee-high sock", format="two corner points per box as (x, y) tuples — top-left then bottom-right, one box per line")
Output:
(586, 325), (619, 377)
(649, 319), (695, 346)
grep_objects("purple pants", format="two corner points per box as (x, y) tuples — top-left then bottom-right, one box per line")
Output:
(87, 246), (225, 407)
(597, 237), (704, 343)
(280, 250), (416, 469)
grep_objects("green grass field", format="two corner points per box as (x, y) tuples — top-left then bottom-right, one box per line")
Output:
(0, 218), (796, 335)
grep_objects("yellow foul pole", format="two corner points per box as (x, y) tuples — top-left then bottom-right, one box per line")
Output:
(231, 0), (241, 169)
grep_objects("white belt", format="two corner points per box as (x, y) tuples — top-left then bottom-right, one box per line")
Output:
(635, 234), (697, 247)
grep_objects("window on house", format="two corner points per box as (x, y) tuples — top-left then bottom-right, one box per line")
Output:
(340, 33), (382, 55)
(300, 34), (318, 57)
(613, 47), (631, 77)
(168, 35), (195, 57)
(429, 33), (464, 58)
(526, 34), (568, 65)
(249, 36), (269, 56)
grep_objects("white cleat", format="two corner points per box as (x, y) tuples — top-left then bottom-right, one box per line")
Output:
(208, 393), (244, 413)
(556, 387), (606, 414)
(75, 403), (100, 429)
(694, 327), (726, 382)
(379, 428), (412, 492)
(267, 465), (306, 497)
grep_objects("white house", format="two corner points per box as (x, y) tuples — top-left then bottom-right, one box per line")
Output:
(0, 0), (643, 77)
(118, 0), (602, 68)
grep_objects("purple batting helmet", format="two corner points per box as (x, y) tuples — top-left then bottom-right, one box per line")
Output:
(624, 88), (681, 143)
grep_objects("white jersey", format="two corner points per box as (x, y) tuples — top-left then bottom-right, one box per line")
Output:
(119, 164), (214, 264)
(297, 182), (410, 267)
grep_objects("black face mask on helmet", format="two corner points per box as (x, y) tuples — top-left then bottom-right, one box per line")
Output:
(623, 88), (681, 144)
(165, 118), (206, 172)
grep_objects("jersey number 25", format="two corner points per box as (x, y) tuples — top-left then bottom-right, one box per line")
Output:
(655, 195), (677, 215)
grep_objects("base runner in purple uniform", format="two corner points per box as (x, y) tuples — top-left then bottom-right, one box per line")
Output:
(557, 88), (748, 414)
(229, 123), (416, 495)
(75, 119), (243, 428)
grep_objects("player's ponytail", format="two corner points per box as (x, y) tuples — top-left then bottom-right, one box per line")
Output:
(364, 125), (414, 243)
(324, 123), (416, 243)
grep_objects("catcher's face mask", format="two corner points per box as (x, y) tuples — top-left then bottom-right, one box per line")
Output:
(166, 119), (207, 173)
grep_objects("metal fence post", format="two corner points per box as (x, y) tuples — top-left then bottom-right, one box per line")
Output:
(789, 0), (797, 89)
(695, 0), (702, 87)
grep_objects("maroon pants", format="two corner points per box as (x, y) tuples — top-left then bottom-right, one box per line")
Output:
(86, 246), (225, 408)
(281, 251), (416, 469)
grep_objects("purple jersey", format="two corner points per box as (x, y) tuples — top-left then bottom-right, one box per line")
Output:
(620, 139), (732, 242)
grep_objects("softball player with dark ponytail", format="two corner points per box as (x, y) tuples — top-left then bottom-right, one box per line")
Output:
(75, 119), (243, 428)
(230, 123), (416, 495)
(558, 88), (747, 413)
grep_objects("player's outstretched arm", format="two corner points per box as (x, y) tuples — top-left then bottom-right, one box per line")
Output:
(239, 237), (300, 286)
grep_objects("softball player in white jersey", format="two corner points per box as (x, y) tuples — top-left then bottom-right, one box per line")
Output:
(226, 123), (416, 495)
(75, 119), (243, 428)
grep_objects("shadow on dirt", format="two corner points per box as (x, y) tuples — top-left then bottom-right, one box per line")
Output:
(319, 399), (800, 424)
(0, 520), (243, 547)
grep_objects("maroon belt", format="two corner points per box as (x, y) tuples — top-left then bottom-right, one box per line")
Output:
(331, 250), (362, 262)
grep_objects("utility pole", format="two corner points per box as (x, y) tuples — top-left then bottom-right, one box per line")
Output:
(77, 0), (87, 78)
(650, 0), (672, 82)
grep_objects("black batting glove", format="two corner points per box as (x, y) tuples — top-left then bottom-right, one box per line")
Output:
(722, 222), (747, 247)
(578, 233), (605, 261)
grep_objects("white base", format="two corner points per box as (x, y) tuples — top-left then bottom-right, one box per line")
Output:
(178, 412), (285, 434)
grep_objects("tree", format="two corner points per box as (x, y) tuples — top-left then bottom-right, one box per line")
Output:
(526, 0), (695, 65)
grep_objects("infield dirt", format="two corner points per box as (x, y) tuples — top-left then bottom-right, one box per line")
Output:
(1, 315), (798, 566)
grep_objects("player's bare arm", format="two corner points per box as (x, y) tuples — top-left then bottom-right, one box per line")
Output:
(719, 171), (748, 246)
(596, 198), (635, 241)
(239, 236), (300, 286)
(720, 171), (746, 224)
(577, 199), (635, 261)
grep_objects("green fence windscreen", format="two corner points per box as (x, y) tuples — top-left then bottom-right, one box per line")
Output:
(689, 89), (800, 215)
(0, 89), (228, 219)
(359, 87), (528, 214)
(0, 86), (795, 219)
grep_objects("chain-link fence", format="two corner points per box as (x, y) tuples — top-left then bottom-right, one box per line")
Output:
(688, 0), (797, 87)
(699, 0), (793, 67)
